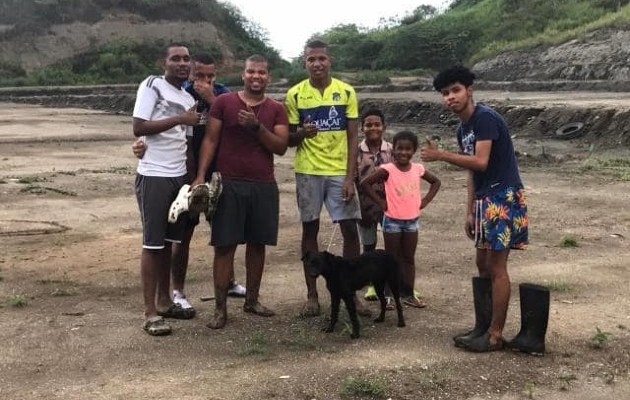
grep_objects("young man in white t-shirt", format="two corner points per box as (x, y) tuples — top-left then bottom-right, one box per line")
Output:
(132, 44), (201, 336)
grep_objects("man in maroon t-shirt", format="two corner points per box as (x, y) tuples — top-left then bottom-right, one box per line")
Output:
(192, 55), (289, 329)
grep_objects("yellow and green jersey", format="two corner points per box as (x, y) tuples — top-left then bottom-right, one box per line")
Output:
(285, 78), (358, 175)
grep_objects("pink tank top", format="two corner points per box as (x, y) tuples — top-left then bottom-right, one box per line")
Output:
(381, 162), (425, 220)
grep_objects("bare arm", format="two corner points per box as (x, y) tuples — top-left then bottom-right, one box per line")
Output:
(421, 138), (492, 172)
(420, 169), (441, 209)
(238, 106), (289, 155)
(191, 116), (221, 187)
(465, 171), (475, 240)
(359, 168), (389, 211)
(256, 123), (289, 155)
(343, 119), (359, 201)
(288, 121), (318, 147)
(132, 105), (200, 137)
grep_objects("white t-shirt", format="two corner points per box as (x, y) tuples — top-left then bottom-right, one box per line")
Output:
(133, 75), (195, 177)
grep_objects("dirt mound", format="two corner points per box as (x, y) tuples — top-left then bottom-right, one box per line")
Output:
(2, 85), (630, 150)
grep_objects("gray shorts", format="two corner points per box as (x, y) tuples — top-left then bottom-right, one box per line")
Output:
(211, 180), (279, 247)
(135, 174), (187, 249)
(295, 173), (361, 223)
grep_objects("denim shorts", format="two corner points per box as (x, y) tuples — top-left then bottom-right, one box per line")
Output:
(382, 215), (419, 233)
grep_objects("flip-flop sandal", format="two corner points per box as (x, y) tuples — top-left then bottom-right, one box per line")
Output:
(142, 316), (172, 336)
(403, 296), (427, 308)
(168, 184), (191, 223)
(385, 297), (395, 311)
(157, 303), (196, 319)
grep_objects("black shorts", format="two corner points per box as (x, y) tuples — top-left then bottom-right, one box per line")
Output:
(211, 180), (279, 247)
(135, 174), (187, 249)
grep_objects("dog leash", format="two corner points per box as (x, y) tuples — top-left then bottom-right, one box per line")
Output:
(326, 223), (338, 252)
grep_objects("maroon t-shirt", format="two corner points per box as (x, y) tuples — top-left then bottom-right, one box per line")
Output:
(210, 93), (288, 182)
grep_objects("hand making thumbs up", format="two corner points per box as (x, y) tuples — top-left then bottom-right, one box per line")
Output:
(420, 136), (441, 162)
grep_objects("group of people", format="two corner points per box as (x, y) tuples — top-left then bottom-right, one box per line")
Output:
(131, 40), (530, 354)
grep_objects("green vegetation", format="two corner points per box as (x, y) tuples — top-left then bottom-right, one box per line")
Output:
(0, 0), (286, 86)
(545, 280), (572, 292)
(558, 373), (577, 391)
(591, 327), (612, 349)
(1, 0), (630, 86)
(238, 332), (270, 357)
(281, 328), (320, 351)
(524, 382), (536, 399)
(317, 0), (630, 71)
(7, 293), (28, 308)
(560, 235), (579, 248)
(340, 376), (389, 399)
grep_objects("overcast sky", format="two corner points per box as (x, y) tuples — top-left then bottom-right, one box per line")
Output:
(222, 0), (451, 60)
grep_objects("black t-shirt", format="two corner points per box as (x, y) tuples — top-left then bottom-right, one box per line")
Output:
(183, 81), (230, 178)
(457, 104), (523, 197)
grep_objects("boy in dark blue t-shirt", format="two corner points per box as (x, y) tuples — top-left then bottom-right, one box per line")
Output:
(421, 65), (529, 353)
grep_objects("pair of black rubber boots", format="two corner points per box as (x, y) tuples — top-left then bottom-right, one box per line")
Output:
(454, 277), (550, 355)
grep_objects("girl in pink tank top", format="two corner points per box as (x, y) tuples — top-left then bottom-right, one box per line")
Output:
(359, 131), (441, 308)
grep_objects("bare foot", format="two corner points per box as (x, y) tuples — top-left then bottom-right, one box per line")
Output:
(243, 301), (275, 317)
(206, 309), (227, 329)
(301, 298), (320, 317)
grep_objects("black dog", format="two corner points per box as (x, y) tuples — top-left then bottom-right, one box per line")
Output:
(302, 250), (405, 339)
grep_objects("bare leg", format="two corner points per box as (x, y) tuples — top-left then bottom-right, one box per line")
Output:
(477, 248), (511, 344)
(171, 224), (195, 293)
(141, 248), (161, 318)
(301, 219), (320, 315)
(383, 231), (402, 298)
(156, 242), (173, 310)
(243, 244), (274, 316)
(207, 245), (236, 329)
(400, 231), (418, 298)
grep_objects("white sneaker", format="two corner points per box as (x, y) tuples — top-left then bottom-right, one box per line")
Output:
(173, 290), (193, 310)
(168, 184), (191, 223)
(227, 282), (246, 298)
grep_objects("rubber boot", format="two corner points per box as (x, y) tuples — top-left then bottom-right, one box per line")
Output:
(505, 283), (550, 356)
(453, 277), (492, 348)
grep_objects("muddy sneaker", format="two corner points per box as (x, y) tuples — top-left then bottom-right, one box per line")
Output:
(173, 290), (194, 310)
(205, 172), (223, 223)
(168, 184), (191, 223)
(189, 183), (211, 217)
(227, 281), (246, 298)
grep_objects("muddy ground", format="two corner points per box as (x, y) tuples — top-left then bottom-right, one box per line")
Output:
(0, 91), (629, 399)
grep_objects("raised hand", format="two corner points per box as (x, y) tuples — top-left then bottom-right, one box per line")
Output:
(238, 104), (260, 131)
(301, 115), (318, 139)
(420, 136), (441, 162)
(180, 102), (201, 126)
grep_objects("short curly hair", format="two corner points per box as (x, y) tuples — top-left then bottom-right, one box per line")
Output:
(433, 65), (476, 92)
(393, 130), (418, 151)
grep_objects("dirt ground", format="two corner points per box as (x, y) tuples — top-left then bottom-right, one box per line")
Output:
(1, 98), (629, 400)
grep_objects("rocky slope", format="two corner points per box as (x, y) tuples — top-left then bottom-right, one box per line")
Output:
(0, 12), (235, 73)
(473, 28), (630, 82)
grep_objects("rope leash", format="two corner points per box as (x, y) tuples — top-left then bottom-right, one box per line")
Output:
(326, 223), (338, 252)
